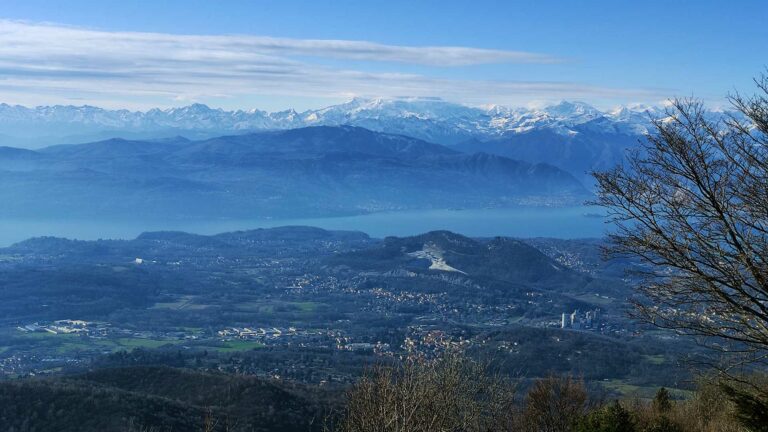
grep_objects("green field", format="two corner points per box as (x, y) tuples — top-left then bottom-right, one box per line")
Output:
(11, 332), (184, 353)
(200, 340), (265, 353)
(15, 331), (77, 340)
(56, 339), (117, 354)
(235, 300), (323, 314)
(11, 331), (266, 354)
(54, 337), (184, 354)
(601, 379), (691, 399)
(570, 293), (614, 306)
(643, 354), (666, 365)
(115, 338), (181, 349)
(235, 303), (275, 313)
(150, 295), (211, 311)
(293, 301), (320, 312)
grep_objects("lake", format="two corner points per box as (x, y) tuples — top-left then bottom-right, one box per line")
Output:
(0, 206), (609, 247)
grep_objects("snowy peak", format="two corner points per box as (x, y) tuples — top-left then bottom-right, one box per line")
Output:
(0, 97), (734, 148)
(307, 97), (483, 122)
(543, 101), (601, 122)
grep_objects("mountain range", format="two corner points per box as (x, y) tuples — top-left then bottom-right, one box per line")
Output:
(0, 98), (737, 188)
(0, 98), (739, 219)
(0, 126), (587, 220)
(0, 98), (670, 149)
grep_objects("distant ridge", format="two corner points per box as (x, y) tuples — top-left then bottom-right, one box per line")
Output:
(0, 98), (690, 149)
(0, 126), (588, 219)
(0, 98), (740, 188)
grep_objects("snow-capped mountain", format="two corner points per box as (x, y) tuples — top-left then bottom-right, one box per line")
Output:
(0, 98), (674, 149)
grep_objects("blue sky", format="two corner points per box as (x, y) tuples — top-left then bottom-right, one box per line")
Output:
(0, 0), (765, 111)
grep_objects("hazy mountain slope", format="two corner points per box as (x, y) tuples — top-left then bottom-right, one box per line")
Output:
(456, 125), (641, 187)
(0, 98), (739, 192)
(0, 126), (588, 219)
(0, 98), (689, 187)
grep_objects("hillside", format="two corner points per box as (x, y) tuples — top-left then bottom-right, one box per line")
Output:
(0, 226), (693, 408)
(331, 230), (582, 286)
(0, 126), (588, 220)
(456, 124), (641, 187)
(0, 366), (331, 432)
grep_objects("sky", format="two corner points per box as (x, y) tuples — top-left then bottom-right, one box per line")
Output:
(0, 0), (766, 111)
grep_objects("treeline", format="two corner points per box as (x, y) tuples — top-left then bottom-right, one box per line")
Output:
(332, 353), (761, 432)
(0, 366), (335, 432)
(476, 326), (691, 386)
(1, 352), (762, 431)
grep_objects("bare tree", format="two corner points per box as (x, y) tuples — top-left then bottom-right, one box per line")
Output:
(593, 74), (768, 377)
(202, 408), (219, 432)
(521, 375), (589, 432)
(333, 352), (516, 432)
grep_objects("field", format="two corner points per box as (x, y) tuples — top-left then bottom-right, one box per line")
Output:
(234, 300), (324, 314)
(150, 295), (211, 311)
(200, 340), (266, 352)
(600, 379), (691, 399)
(7, 332), (263, 355)
(643, 354), (666, 365)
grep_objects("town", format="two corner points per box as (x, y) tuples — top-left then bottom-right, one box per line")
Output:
(0, 227), (672, 387)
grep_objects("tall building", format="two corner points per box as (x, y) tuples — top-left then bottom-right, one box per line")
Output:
(570, 309), (580, 327)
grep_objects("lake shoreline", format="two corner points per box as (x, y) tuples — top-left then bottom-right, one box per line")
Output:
(0, 206), (608, 247)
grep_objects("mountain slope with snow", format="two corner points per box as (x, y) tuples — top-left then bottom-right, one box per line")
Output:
(0, 98), (678, 149)
(0, 98), (738, 188)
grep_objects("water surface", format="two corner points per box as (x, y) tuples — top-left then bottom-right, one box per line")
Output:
(0, 206), (608, 246)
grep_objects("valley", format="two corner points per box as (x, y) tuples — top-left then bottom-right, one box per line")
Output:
(0, 226), (693, 396)
(0, 3), (762, 430)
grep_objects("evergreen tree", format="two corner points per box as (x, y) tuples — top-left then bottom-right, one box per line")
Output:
(653, 387), (672, 414)
(575, 400), (636, 432)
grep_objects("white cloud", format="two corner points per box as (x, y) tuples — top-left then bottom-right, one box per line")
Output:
(0, 19), (560, 67)
(0, 20), (669, 110)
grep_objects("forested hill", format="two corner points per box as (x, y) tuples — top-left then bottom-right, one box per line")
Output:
(0, 366), (333, 432)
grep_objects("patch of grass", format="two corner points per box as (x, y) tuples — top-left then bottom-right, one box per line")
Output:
(201, 340), (265, 353)
(234, 302), (275, 313)
(55, 338), (121, 353)
(115, 338), (179, 349)
(56, 342), (101, 353)
(235, 300), (323, 314)
(600, 380), (662, 399)
(601, 379), (691, 399)
(16, 331), (68, 339)
(10, 330), (263, 355)
(150, 295), (209, 310)
(10, 331), (98, 353)
(53, 337), (183, 353)
(292, 301), (321, 312)
(570, 293), (614, 306)
(643, 354), (666, 365)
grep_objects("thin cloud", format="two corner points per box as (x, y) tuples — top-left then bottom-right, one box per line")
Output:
(0, 20), (669, 109)
(0, 20), (561, 67)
